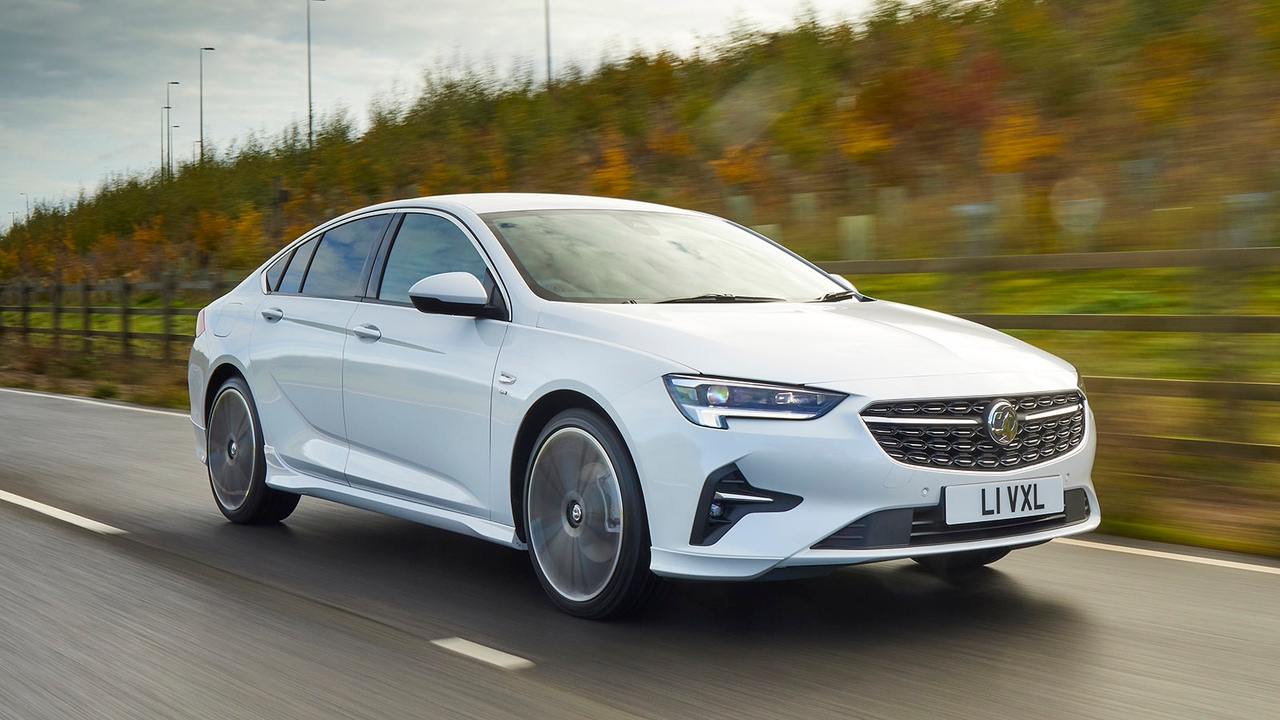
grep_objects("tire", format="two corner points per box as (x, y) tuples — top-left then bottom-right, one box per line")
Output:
(523, 408), (660, 619)
(912, 547), (1011, 577)
(206, 376), (299, 524)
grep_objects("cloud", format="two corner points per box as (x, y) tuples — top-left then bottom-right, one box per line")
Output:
(1, 0), (871, 227)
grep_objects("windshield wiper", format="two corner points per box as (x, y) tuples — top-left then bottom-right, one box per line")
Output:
(656, 293), (786, 304)
(813, 290), (858, 303)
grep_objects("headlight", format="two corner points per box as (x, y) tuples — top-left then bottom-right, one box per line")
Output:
(663, 375), (846, 429)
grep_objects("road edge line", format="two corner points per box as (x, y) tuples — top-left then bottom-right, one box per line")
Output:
(1054, 537), (1280, 576)
(0, 386), (187, 417)
(0, 489), (127, 535)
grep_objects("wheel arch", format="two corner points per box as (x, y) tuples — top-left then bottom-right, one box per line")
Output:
(509, 389), (635, 544)
(204, 361), (249, 424)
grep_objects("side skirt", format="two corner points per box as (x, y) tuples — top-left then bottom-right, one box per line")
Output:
(263, 445), (525, 550)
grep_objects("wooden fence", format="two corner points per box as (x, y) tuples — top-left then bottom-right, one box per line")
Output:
(1, 248), (1278, 465)
(0, 277), (235, 362)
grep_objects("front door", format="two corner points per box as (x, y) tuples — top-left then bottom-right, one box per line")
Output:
(342, 211), (508, 516)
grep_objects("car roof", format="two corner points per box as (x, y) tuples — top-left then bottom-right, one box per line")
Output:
(360, 192), (700, 217)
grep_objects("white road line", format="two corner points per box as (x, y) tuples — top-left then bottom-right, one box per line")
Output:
(431, 637), (534, 670)
(0, 387), (186, 417)
(1055, 537), (1280, 577)
(0, 489), (127, 535)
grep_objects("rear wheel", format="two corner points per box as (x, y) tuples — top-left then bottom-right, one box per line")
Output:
(912, 547), (1010, 577)
(206, 376), (299, 524)
(524, 409), (659, 619)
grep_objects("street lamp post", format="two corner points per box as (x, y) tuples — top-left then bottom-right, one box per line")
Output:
(165, 81), (180, 179)
(171, 125), (180, 175)
(20, 192), (29, 221)
(545, 0), (552, 91)
(200, 47), (215, 163)
(307, 0), (326, 148)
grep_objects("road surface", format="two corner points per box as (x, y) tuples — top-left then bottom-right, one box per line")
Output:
(1, 387), (1277, 719)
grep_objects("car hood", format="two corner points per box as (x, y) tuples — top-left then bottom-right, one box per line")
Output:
(534, 300), (1074, 386)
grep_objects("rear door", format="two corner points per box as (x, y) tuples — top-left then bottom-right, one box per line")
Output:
(342, 211), (509, 516)
(249, 213), (392, 483)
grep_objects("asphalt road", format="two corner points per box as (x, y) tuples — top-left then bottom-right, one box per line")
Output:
(1, 388), (1278, 719)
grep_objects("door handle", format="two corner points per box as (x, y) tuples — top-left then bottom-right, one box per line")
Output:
(352, 324), (382, 341)
(261, 307), (284, 322)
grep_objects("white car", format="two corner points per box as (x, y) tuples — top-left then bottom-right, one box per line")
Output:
(189, 193), (1099, 618)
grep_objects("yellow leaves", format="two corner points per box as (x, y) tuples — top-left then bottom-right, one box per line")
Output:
(227, 208), (268, 272)
(592, 137), (635, 198)
(192, 210), (231, 256)
(839, 110), (893, 161)
(648, 128), (696, 158)
(1129, 37), (1205, 128)
(710, 144), (767, 187)
(981, 109), (1062, 174)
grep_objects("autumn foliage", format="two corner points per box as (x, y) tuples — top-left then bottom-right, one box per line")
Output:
(4, 0), (1280, 280)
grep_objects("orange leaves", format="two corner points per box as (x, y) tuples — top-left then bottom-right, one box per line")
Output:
(648, 128), (696, 158)
(592, 136), (636, 198)
(226, 208), (268, 272)
(1128, 36), (1209, 129)
(192, 210), (231, 256)
(838, 109), (893, 161)
(981, 109), (1062, 174)
(710, 144), (767, 187)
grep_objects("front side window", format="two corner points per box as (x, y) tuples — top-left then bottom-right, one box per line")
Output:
(300, 214), (390, 298)
(378, 213), (490, 305)
(482, 210), (841, 303)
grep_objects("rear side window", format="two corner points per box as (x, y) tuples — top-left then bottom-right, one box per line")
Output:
(278, 237), (319, 294)
(301, 215), (389, 298)
(378, 214), (489, 304)
(265, 252), (289, 291)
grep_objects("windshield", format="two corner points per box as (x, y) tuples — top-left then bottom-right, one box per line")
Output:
(481, 209), (842, 303)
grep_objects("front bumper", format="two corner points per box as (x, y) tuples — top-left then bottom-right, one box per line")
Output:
(611, 371), (1100, 580)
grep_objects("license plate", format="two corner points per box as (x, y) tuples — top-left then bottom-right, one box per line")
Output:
(944, 476), (1065, 526)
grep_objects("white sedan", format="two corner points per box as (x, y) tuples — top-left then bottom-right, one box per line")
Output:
(189, 193), (1100, 618)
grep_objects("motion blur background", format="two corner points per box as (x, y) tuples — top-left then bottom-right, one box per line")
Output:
(3, 0), (1280, 556)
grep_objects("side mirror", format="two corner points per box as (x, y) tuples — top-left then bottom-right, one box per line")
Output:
(408, 272), (497, 318)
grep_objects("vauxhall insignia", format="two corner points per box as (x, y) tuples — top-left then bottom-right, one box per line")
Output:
(986, 400), (1020, 446)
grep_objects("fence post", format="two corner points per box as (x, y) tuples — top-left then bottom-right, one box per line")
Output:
(52, 277), (62, 353)
(161, 272), (174, 362)
(19, 278), (29, 346)
(80, 278), (90, 354)
(119, 278), (131, 358)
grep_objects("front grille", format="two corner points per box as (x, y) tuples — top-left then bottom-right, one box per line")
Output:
(813, 488), (1091, 550)
(861, 391), (1085, 471)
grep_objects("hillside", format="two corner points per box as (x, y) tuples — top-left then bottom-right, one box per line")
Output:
(3, 0), (1279, 281)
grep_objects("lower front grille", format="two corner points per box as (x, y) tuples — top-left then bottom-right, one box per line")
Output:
(813, 488), (1091, 550)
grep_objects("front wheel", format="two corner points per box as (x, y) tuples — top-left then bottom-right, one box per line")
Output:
(206, 376), (299, 524)
(524, 409), (659, 619)
(912, 547), (1011, 577)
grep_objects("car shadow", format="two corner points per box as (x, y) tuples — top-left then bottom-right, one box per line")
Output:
(193, 501), (1087, 657)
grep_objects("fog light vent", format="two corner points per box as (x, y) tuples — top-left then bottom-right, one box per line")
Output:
(689, 464), (802, 546)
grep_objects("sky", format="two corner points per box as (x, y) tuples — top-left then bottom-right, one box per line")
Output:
(0, 0), (878, 232)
